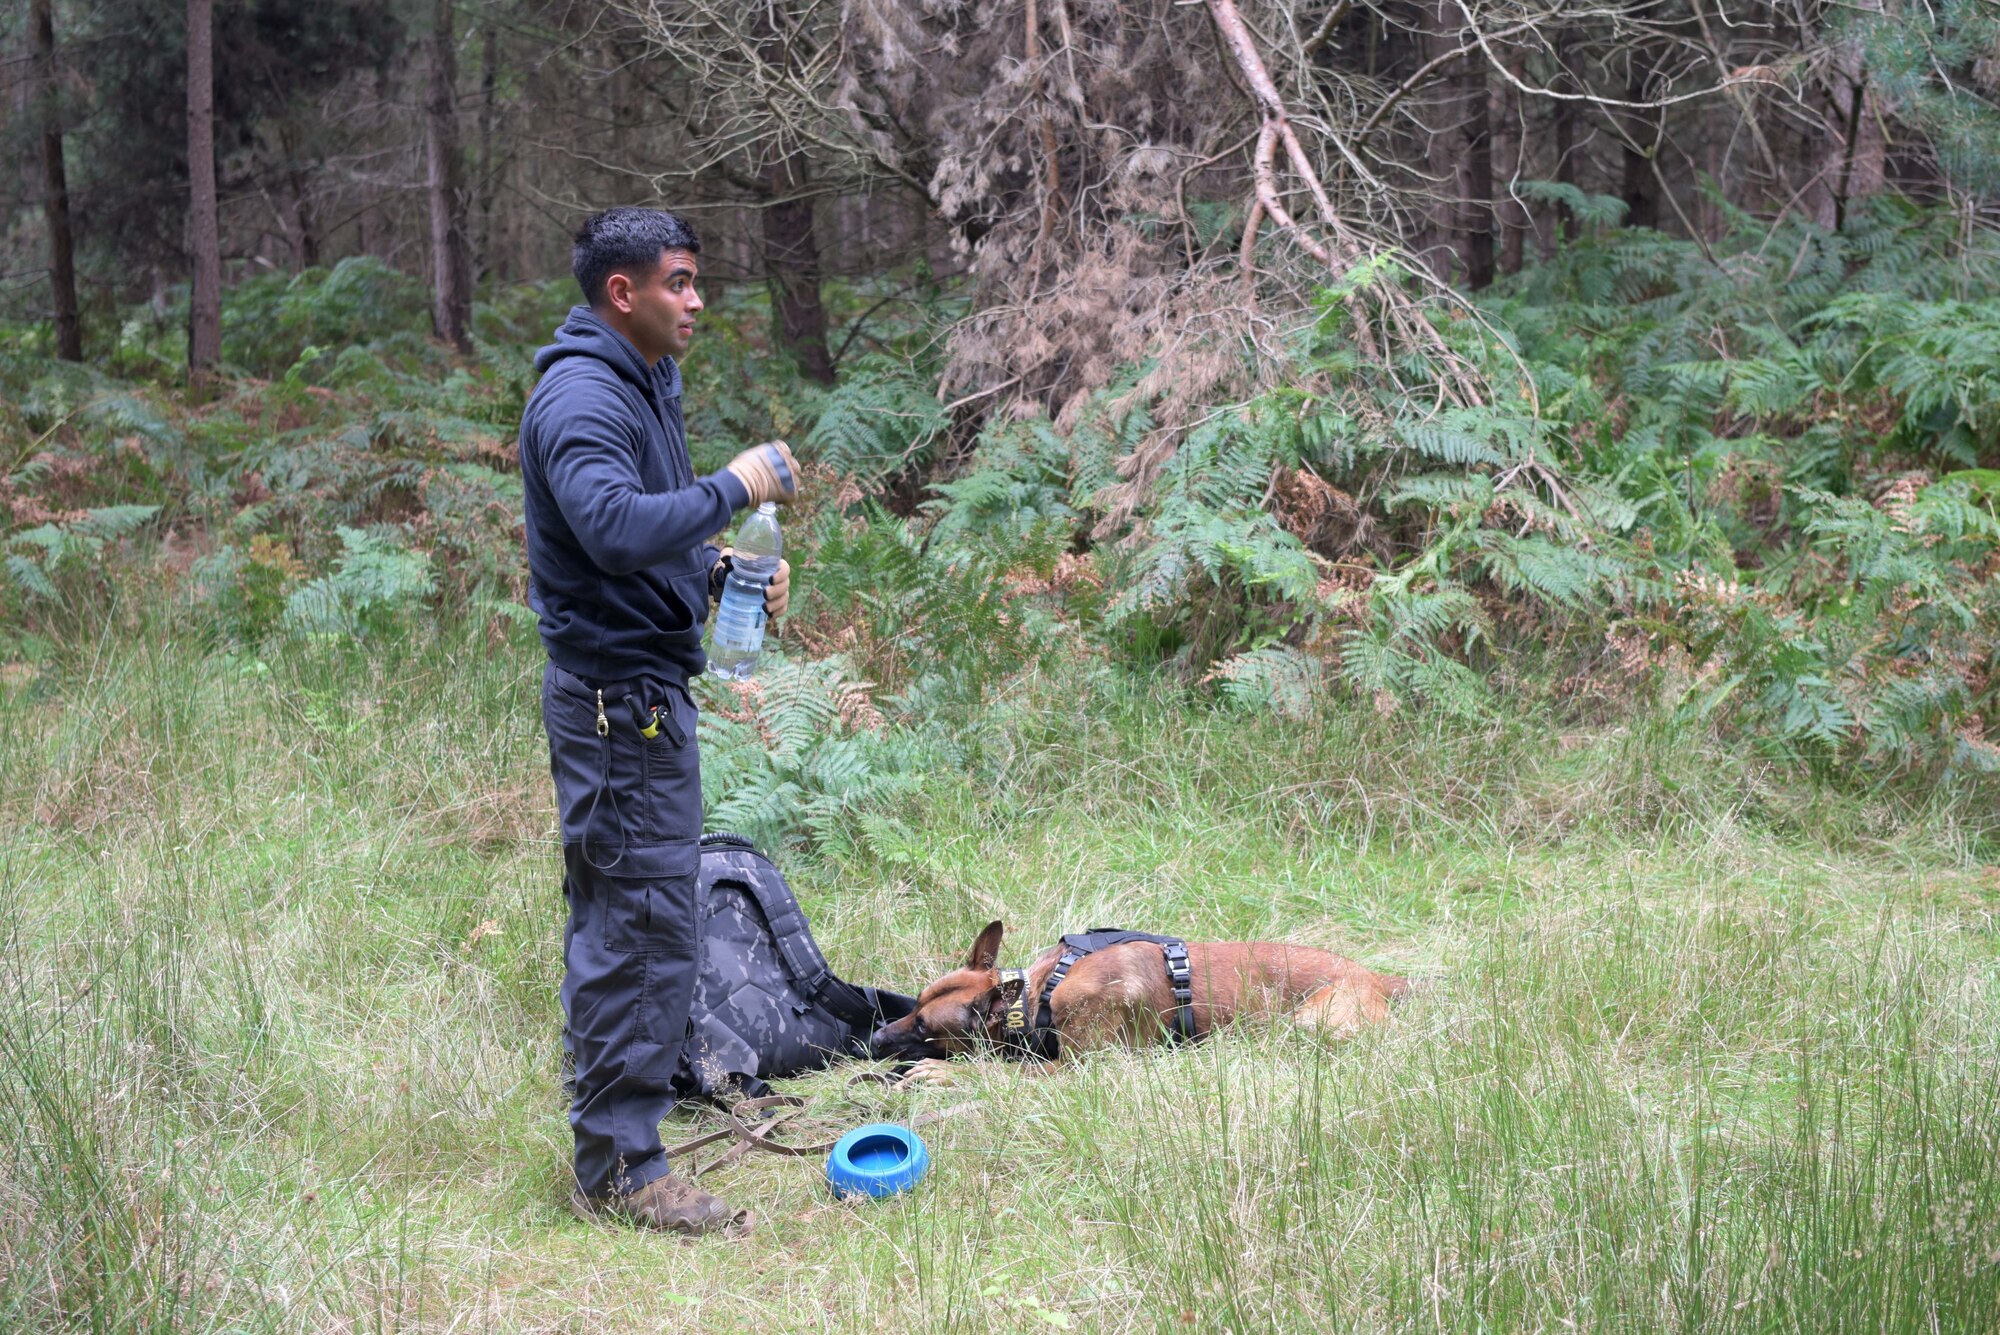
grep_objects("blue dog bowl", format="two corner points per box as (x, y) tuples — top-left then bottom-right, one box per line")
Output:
(826, 1123), (929, 1199)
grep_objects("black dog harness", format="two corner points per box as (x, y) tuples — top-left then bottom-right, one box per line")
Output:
(996, 929), (1197, 1061)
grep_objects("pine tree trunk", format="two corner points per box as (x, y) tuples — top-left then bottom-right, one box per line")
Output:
(425, 0), (473, 355)
(32, 0), (81, 361)
(1420, 1), (1466, 283)
(1460, 63), (1495, 290)
(474, 15), (500, 283)
(763, 153), (836, 385)
(1420, 0), (1494, 287)
(186, 0), (222, 382)
(289, 167), (320, 269)
(1825, 0), (1887, 232)
(748, 9), (835, 385)
(278, 122), (320, 270)
(1544, 35), (1578, 258)
(1620, 63), (1660, 230)
(1493, 65), (1527, 276)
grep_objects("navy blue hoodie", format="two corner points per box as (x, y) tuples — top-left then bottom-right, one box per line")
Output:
(519, 306), (750, 684)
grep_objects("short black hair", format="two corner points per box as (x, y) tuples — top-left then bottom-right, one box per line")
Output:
(572, 207), (701, 307)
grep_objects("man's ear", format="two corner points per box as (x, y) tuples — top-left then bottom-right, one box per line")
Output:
(603, 270), (634, 313)
(965, 920), (1005, 972)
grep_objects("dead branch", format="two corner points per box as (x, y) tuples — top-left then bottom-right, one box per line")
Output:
(1299, 1), (1352, 59)
(1353, 21), (1541, 146)
(1240, 194), (1264, 304)
(1025, 0), (1063, 291)
(1207, 0), (1487, 400)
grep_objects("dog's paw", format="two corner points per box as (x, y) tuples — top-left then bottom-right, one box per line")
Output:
(893, 1058), (959, 1089)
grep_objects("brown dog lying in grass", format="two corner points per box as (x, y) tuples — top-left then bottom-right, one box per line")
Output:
(868, 920), (1409, 1066)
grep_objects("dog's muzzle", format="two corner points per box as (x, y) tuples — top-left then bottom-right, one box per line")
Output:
(869, 1022), (944, 1061)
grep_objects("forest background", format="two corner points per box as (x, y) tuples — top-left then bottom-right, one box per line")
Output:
(1, 0), (1998, 1330)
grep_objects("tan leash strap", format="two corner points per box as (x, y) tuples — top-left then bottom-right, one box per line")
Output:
(667, 1090), (981, 1180)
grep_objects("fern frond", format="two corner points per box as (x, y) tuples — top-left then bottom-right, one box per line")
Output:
(804, 357), (947, 482)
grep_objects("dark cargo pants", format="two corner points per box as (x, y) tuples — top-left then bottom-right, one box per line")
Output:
(541, 662), (702, 1198)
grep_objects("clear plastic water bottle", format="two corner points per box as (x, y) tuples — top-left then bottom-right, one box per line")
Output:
(708, 502), (782, 679)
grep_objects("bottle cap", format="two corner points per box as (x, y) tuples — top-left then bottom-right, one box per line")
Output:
(757, 502), (777, 515)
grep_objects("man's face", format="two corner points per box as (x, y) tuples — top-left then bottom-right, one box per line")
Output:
(605, 247), (702, 363)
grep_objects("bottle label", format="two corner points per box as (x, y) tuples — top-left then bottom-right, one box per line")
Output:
(712, 581), (766, 653)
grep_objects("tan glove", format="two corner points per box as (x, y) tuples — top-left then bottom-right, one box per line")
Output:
(724, 440), (800, 507)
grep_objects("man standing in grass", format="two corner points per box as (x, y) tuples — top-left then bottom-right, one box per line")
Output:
(518, 207), (798, 1236)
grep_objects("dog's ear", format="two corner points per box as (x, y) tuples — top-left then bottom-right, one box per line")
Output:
(965, 920), (1005, 972)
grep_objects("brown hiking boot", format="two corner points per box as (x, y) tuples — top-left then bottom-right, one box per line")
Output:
(569, 1173), (754, 1237)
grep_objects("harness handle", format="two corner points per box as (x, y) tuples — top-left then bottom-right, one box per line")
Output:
(1004, 931), (1200, 1060)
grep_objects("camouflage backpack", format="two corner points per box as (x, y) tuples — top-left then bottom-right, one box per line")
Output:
(675, 832), (917, 1099)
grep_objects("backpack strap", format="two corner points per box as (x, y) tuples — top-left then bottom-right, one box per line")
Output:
(700, 830), (761, 850)
(815, 978), (918, 1050)
(723, 852), (837, 1009)
(705, 843), (918, 1046)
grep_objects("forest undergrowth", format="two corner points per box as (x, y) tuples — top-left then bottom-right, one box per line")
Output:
(1, 207), (1997, 1331)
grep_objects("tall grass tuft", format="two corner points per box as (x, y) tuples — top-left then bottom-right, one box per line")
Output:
(1082, 902), (2000, 1332)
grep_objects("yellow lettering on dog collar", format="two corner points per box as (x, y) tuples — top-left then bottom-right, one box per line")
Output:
(999, 968), (1028, 1032)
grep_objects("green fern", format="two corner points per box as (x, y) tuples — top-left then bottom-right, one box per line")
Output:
(922, 414), (1075, 551)
(803, 355), (948, 482)
(5, 505), (161, 602)
(1208, 645), (1321, 720)
(1513, 180), (1630, 230)
(282, 526), (436, 637)
(696, 655), (922, 853)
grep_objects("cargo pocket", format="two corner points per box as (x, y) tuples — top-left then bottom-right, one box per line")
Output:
(602, 838), (699, 955)
(640, 682), (701, 843)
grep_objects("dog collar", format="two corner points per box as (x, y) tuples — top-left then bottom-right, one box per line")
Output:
(997, 968), (1030, 1040)
(992, 964), (1061, 1061)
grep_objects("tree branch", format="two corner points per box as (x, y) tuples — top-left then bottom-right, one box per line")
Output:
(1300, 1), (1352, 59)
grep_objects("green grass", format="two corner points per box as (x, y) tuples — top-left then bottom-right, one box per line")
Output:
(2, 613), (1997, 1332)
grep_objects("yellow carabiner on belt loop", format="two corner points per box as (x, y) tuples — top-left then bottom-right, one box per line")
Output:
(594, 689), (609, 738)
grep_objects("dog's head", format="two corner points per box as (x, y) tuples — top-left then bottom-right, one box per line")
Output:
(867, 920), (1027, 1061)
